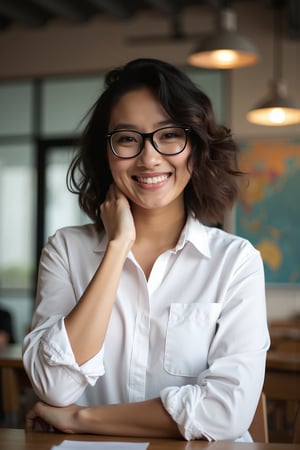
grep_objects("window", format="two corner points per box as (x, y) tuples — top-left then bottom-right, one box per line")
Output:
(0, 142), (35, 291)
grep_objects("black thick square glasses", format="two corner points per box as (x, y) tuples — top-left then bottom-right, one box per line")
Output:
(106, 126), (191, 159)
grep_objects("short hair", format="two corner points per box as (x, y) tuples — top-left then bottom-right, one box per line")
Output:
(67, 58), (243, 230)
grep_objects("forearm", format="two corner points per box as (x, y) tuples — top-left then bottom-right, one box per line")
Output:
(65, 239), (131, 365)
(76, 398), (182, 438)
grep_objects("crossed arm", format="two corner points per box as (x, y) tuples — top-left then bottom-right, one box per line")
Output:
(26, 398), (182, 438)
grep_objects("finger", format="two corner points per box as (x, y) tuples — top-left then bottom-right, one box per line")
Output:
(26, 414), (47, 432)
(108, 183), (128, 201)
(111, 183), (124, 199)
(26, 402), (49, 431)
(101, 185), (117, 210)
(25, 416), (35, 431)
(26, 409), (39, 431)
(108, 182), (120, 198)
(101, 184), (125, 213)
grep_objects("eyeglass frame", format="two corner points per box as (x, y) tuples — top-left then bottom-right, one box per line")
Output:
(106, 125), (191, 159)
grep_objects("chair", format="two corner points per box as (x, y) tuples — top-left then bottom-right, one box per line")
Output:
(293, 405), (300, 443)
(249, 392), (269, 442)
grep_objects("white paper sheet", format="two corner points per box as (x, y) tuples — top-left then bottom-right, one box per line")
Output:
(51, 440), (149, 450)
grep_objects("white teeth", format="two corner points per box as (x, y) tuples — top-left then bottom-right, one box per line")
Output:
(137, 175), (169, 184)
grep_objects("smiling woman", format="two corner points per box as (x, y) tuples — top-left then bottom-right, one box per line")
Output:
(106, 88), (192, 214)
(22, 58), (270, 442)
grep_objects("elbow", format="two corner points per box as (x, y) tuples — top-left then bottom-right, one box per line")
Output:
(23, 340), (90, 406)
(31, 386), (69, 407)
(31, 380), (81, 407)
(23, 359), (86, 407)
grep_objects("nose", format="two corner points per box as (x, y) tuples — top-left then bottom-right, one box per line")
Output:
(137, 136), (161, 166)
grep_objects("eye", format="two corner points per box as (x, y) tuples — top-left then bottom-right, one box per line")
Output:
(114, 131), (139, 145)
(163, 131), (178, 139)
(159, 128), (183, 141)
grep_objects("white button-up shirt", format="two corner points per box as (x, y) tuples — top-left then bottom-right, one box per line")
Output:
(22, 216), (270, 441)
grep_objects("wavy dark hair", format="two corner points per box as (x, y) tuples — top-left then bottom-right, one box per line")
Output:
(67, 58), (243, 230)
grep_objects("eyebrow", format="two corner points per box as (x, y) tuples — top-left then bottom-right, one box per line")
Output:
(112, 119), (176, 131)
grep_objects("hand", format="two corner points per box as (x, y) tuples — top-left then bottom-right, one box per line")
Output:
(26, 401), (83, 434)
(100, 184), (136, 248)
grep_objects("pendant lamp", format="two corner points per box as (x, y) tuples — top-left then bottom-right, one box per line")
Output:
(187, 8), (260, 69)
(246, 4), (300, 126)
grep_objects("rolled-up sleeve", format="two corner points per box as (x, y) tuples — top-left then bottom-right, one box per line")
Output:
(22, 226), (105, 406)
(161, 247), (270, 441)
(23, 317), (105, 406)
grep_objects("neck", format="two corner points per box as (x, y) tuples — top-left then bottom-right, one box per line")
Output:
(130, 201), (187, 279)
(132, 202), (187, 249)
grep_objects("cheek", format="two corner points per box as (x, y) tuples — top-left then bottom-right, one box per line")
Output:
(177, 152), (192, 179)
(107, 155), (131, 184)
(107, 152), (121, 177)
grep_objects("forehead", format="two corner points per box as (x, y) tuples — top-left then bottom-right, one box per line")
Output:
(109, 87), (170, 129)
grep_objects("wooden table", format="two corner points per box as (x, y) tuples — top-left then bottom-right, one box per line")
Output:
(0, 343), (30, 427)
(0, 428), (300, 450)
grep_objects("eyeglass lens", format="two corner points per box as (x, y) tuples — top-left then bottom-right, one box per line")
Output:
(110, 127), (187, 158)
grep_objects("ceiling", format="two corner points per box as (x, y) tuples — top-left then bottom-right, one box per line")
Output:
(0, 0), (299, 40)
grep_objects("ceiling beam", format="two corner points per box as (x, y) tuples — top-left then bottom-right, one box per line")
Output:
(144, 0), (180, 15)
(287, 0), (300, 38)
(31, 0), (95, 23)
(87, 0), (134, 19)
(0, 0), (49, 27)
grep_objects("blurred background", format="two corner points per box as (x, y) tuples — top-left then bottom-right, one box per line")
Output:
(0, 0), (299, 439)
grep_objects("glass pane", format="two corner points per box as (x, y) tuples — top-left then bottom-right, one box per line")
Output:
(44, 147), (90, 242)
(186, 69), (225, 123)
(0, 82), (33, 136)
(0, 143), (35, 290)
(42, 71), (224, 135)
(42, 77), (104, 136)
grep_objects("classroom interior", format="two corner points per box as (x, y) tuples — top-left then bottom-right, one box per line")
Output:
(0, 0), (299, 443)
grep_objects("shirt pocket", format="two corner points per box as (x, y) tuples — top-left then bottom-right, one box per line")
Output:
(163, 302), (221, 377)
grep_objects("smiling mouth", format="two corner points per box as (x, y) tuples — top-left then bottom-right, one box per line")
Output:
(134, 174), (171, 184)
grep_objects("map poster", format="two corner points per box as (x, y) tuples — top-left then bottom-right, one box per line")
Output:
(236, 137), (300, 284)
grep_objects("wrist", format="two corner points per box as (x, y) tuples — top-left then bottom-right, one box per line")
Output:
(76, 406), (100, 434)
(107, 237), (133, 257)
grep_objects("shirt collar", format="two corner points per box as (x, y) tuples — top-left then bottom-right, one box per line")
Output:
(174, 215), (211, 258)
(94, 215), (211, 258)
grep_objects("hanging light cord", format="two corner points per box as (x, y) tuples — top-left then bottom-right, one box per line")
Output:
(247, 0), (300, 125)
(273, 3), (283, 83)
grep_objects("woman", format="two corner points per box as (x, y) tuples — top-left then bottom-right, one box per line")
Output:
(23, 58), (270, 441)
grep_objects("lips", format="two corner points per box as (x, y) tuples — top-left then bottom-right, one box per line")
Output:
(134, 174), (171, 184)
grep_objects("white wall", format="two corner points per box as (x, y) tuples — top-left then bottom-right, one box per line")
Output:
(265, 287), (300, 321)
(0, 1), (299, 323)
